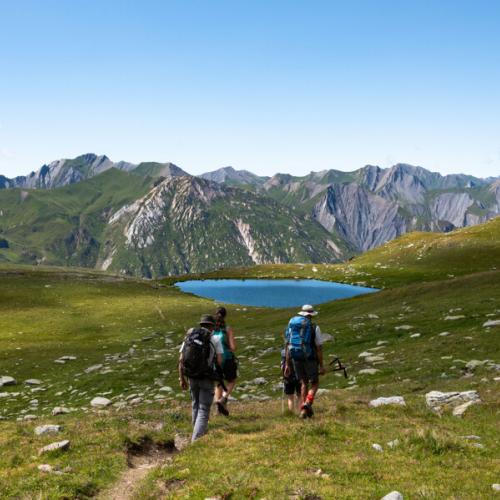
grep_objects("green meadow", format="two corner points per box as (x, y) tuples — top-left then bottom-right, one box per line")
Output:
(0, 217), (499, 499)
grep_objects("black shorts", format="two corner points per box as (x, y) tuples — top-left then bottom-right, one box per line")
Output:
(291, 358), (319, 384)
(283, 377), (301, 396)
(222, 356), (238, 382)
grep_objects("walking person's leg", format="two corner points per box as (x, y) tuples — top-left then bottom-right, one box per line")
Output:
(189, 378), (200, 438)
(192, 379), (215, 441)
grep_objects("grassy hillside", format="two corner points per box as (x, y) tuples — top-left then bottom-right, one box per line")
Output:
(0, 169), (152, 266)
(0, 218), (499, 498)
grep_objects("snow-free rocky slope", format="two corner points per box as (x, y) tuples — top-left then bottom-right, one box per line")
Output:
(0, 169), (347, 277)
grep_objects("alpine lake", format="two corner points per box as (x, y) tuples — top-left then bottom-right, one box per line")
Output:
(175, 279), (378, 308)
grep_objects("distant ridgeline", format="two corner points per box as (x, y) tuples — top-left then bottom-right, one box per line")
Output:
(0, 153), (499, 277)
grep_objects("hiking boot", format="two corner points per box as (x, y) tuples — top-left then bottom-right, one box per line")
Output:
(216, 398), (229, 417)
(306, 404), (314, 418)
(301, 402), (313, 418)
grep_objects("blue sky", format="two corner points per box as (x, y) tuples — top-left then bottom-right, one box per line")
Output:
(1, 0), (499, 178)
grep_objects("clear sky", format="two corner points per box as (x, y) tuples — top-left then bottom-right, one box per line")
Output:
(1, 0), (499, 178)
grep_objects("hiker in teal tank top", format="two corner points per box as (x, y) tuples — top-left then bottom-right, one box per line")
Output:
(213, 307), (238, 416)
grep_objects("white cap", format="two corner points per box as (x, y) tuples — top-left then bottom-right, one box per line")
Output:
(298, 304), (318, 316)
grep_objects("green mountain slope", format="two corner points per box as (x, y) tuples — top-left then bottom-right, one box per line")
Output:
(0, 171), (349, 277)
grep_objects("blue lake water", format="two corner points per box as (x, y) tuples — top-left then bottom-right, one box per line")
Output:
(175, 279), (378, 308)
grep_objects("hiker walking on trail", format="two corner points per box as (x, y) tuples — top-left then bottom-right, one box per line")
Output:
(179, 314), (223, 441)
(213, 307), (238, 416)
(284, 304), (325, 418)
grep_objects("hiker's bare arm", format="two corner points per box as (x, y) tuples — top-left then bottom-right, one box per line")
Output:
(216, 353), (223, 367)
(284, 346), (291, 377)
(178, 354), (187, 389)
(227, 327), (237, 352)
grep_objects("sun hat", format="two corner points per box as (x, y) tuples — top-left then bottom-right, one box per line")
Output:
(199, 314), (216, 326)
(298, 304), (318, 317)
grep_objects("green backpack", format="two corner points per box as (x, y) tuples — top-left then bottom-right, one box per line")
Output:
(212, 326), (233, 362)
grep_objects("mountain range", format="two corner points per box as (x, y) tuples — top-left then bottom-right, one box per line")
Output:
(0, 153), (498, 277)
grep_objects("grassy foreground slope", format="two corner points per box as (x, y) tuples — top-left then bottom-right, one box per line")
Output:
(0, 219), (499, 498)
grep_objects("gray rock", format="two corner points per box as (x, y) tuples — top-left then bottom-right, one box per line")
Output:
(380, 491), (404, 500)
(23, 414), (38, 421)
(369, 396), (406, 408)
(35, 424), (62, 436)
(0, 376), (16, 386)
(387, 439), (400, 448)
(395, 325), (412, 331)
(444, 315), (466, 321)
(372, 443), (383, 452)
(25, 379), (42, 385)
(251, 377), (267, 385)
(90, 397), (112, 407)
(174, 433), (190, 451)
(84, 364), (103, 374)
(452, 400), (480, 417)
(38, 464), (53, 473)
(359, 368), (380, 375)
(59, 356), (77, 361)
(52, 406), (70, 415)
(39, 440), (70, 454)
(425, 390), (481, 413)
(365, 355), (385, 363)
(492, 484), (500, 492)
(483, 320), (500, 327)
(159, 386), (174, 393)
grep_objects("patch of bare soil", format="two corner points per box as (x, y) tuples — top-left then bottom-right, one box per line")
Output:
(100, 437), (177, 500)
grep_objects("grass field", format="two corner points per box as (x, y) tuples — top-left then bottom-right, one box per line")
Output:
(0, 218), (499, 499)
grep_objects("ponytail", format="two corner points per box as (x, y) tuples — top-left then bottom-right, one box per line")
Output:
(215, 306), (227, 330)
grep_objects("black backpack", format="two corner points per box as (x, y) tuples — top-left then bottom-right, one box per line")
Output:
(181, 327), (214, 379)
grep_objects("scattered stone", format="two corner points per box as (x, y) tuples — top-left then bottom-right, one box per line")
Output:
(35, 425), (62, 435)
(367, 314), (379, 319)
(444, 315), (465, 321)
(38, 464), (53, 473)
(492, 484), (500, 492)
(410, 333), (421, 338)
(483, 320), (500, 328)
(0, 376), (16, 386)
(377, 340), (388, 345)
(159, 386), (174, 393)
(372, 443), (383, 452)
(359, 369), (380, 375)
(439, 331), (450, 337)
(461, 435), (481, 440)
(425, 390), (481, 413)
(369, 396), (406, 408)
(174, 433), (190, 451)
(59, 356), (77, 361)
(90, 397), (112, 407)
(251, 377), (267, 385)
(39, 440), (70, 454)
(395, 325), (412, 331)
(23, 414), (38, 421)
(465, 360), (489, 371)
(84, 364), (103, 374)
(54, 359), (66, 364)
(387, 439), (400, 448)
(52, 407), (70, 416)
(358, 351), (374, 358)
(25, 379), (42, 386)
(160, 370), (170, 376)
(452, 400), (480, 417)
(316, 388), (331, 395)
(129, 397), (143, 405)
(365, 355), (385, 363)
(380, 492), (403, 500)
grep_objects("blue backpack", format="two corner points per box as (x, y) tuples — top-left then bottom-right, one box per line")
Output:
(285, 316), (316, 361)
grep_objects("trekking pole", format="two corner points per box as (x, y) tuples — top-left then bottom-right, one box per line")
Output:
(281, 383), (285, 415)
